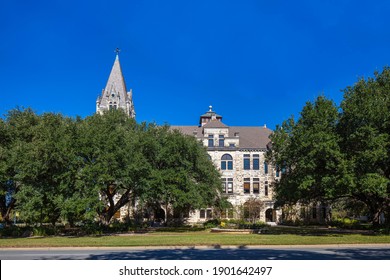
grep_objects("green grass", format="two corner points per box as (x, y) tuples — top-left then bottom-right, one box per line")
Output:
(0, 230), (389, 247)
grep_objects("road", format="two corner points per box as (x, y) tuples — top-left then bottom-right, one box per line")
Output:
(1, 245), (390, 260)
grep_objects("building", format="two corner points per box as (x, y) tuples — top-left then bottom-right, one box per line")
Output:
(97, 54), (281, 224)
(172, 107), (281, 224)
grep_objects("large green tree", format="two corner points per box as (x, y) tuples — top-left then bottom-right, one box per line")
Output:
(0, 108), (39, 224)
(77, 109), (150, 225)
(338, 67), (390, 226)
(269, 68), (390, 226)
(13, 112), (82, 225)
(268, 96), (346, 209)
(140, 125), (223, 224)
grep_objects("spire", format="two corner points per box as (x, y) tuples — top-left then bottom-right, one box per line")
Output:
(96, 51), (136, 118)
(105, 53), (127, 97)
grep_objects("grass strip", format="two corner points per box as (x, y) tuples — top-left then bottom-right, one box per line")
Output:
(1, 232), (389, 248)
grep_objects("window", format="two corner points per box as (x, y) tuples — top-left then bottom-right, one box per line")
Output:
(228, 208), (234, 219)
(253, 178), (259, 194)
(220, 208), (234, 219)
(253, 154), (260, 170)
(243, 154), (250, 170)
(222, 178), (233, 194)
(276, 164), (280, 177)
(229, 143), (235, 147)
(219, 135), (225, 147)
(264, 181), (269, 196)
(199, 209), (213, 219)
(244, 178), (250, 194)
(312, 207), (317, 219)
(221, 154), (233, 170)
(264, 162), (268, 174)
(208, 134), (214, 147)
(200, 209), (205, 219)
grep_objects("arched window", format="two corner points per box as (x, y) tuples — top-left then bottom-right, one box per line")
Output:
(264, 162), (268, 174)
(221, 154), (233, 170)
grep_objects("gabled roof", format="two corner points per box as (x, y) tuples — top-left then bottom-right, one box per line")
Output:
(203, 119), (228, 128)
(228, 126), (272, 149)
(171, 125), (272, 149)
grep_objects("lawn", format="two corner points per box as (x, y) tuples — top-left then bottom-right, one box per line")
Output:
(0, 229), (389, 247)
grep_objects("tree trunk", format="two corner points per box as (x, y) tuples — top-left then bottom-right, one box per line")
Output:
(0, 198), (16, 224)
(99, 188), (132, 225)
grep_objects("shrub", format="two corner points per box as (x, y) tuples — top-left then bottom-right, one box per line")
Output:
(32, 226), (57, 236)
(203, 219), (220, 228)
(0, 225), (23, 237)
(330, 218), (360, 229)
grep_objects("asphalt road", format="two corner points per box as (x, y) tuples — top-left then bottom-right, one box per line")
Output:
(1, 245), (390, 260)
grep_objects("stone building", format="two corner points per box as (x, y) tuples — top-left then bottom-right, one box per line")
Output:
(172, 107), (282, 224)
(97, 54), (281, 224)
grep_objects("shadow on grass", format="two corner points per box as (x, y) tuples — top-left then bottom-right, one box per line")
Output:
(265, 227), (377, 237)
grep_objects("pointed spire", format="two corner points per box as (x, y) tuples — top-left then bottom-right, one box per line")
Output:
(105, 53), (127, 96)
(96, 51), (136, 118)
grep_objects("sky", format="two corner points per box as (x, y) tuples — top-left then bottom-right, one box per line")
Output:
(1, 0), (390, 129)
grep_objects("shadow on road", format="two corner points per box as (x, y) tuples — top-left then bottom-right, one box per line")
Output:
(35, 247), (390, 260)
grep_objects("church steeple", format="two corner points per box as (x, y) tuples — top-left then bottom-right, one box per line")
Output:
(96, 51), (135, 118)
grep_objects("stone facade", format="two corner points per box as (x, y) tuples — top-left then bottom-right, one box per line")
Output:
(172, 106), (282, 224)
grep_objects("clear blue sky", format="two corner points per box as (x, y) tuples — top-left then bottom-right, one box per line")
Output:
(1, 0), (390, 129)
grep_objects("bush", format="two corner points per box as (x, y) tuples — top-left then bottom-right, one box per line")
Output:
(330, 218), (360, 229)
(0, 225), (23, 237)
(203, 219), (220, 228)
(32, 226), (57, 236)
(217, 219), (267, 229)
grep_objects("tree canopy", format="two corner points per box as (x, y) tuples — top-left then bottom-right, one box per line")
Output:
(268, 68), (390, 226)
(0, 109), (223, 225)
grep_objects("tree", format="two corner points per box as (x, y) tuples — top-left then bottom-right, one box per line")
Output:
(13, 112), (82, 225)
(338, 67), (390, 226)
(77, 109), (150, 224)
(269, 68), (390, 227)
(0, 108), (39, 224)
(139, 125), (224, 225)
(268, 96), (345, 210)
(241, 198), (264, 223)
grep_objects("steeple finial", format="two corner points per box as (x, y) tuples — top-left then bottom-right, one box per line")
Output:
(115, 48), (121, 59)
(209, 105), (213, 112)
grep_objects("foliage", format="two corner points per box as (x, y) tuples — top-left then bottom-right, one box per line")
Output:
(329, 218), (360, 229)
(0, 108), (223, 227)
(268, 67), (390, 226)
(138, 125), (224, 224)
(338, 67), (390, 226)
(203, 219), (220, 228)
(240, 197), (264, 223)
